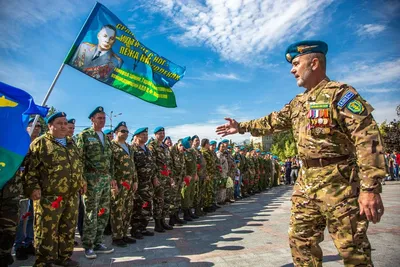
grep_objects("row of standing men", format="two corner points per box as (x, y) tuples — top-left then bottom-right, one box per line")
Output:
(0, 107), (283, 267)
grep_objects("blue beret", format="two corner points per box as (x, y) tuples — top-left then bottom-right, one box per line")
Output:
(221, 139), (229, 143)
(192, 135), (199, 140)
(67, 118), (75, 124)
(104, 129), (113, 135)
(210, 140), (217, 145)
(240, 146), (245, 151)
(182, 136), (191, 149)
(285, 40), (328, 63)
(114, 121), (127, 132)
(227, 146), (232, 149)
(88, 106), (105, 119)
(255, 149), (261, 153)
(273, 155), (278, 159)
(261, 152), (266, 155)
(154, 126), (164, 134)
(133, 127), (148, 137)
(46, 112), (67, 124)
(146, 137), (154, 146)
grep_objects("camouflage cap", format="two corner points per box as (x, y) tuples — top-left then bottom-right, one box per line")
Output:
(285, 40), (328, 63)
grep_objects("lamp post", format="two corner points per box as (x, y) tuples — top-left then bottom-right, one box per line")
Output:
(107, 111), (122, 130)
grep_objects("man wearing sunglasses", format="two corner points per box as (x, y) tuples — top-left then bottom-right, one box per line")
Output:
(110, 122), (138, 247)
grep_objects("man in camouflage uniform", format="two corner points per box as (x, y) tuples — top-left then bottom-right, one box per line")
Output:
(130, 127), (156, 239)
(168, 139), (187, 226)
(217, 40), (385, 267)
(238, 147), (249, 197)
(216, 140), (229, 204)
(225, 145), (236, 202)
(182, 137), (198, 221)
(23, 112), (86, 267)
(209, 141), (222, 210)
(246, 151), (255, 195)
(148, 127), (173, 232)
(192, 135), (207, 216)
(76, 106), (117, 259)
(110, 122), (138, 247)
(201, 139), (215, 212)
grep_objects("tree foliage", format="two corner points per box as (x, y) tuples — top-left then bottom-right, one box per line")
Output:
(270, 130), (297, 160)
(380, 105), (400, 152)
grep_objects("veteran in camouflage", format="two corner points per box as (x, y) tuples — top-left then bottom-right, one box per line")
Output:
(76, 107), (116, 257)
(23, 112), (85, 267)
(216, 141), (229, 204)
(148, 126), (174, 232)
(110, 122), (138, 247)
(217, 40), (385, 267)
(182, 137), (198, 220)
(169, 139), (187, 226)
(201, 139), (215, 212)
(130, 127), (156, 239)
(192, 135), (207, 216)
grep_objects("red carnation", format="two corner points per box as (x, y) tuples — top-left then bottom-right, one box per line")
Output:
(121, 181), (131, 190)
(197, 164), (201, 171)
(217, 166), (222, 173)
(183, 176), (190, 186)
(160, 169), (169, 176)
(142, 202), (149, 208)
(98, 208), (106, 216)
(51, 196), (63, 209)
(22, 212), (32, 220)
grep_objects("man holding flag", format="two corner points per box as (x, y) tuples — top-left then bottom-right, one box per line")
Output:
(0, 82), (48, 266)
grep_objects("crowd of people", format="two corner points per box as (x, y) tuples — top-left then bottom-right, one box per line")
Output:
(0, 108), (284, 267)
(384, 151), (400, 182)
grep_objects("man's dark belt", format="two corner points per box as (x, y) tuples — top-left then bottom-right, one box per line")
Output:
(302, 155), (349, 168)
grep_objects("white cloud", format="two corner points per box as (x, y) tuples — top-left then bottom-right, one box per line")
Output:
(341, 59), (400, 87)
(359, 88), (400, 93)
(356, 24), (386, 38)
(185, 72), (246, 81)
(166, 122), (251, 143)
(143, 0), (334, 64)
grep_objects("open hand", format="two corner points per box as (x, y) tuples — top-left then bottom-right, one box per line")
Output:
(216, 118), (239, 137)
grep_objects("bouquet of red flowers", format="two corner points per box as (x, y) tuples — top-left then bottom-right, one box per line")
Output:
(51, 196), (63, 209)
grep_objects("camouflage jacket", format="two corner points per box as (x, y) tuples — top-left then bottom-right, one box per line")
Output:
(76, 127), (113, 175)
(148, 139), (171, 180)
(225, 151), (236, 178)
(212, 150), (223, 179)
(1, 168), (24, 199)
(131, 143), (156, 187)
(238, 78), (385, 193)
(22, 132), (84, 197)
(194, 148), (207, 179)
(111, 140), (137, 184)
(216, 151), (229, 178)
(246, 156), (255, 176)
(170, 144), (186, 178)
(201, 148), (215, 179)
(184, 148), (198, 177)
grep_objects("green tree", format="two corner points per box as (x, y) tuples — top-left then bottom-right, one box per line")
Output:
(270, 130), (297, 160)
(379, 105), (400, 152)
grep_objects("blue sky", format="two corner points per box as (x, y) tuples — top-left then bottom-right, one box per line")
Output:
(1, 0), (399, 143)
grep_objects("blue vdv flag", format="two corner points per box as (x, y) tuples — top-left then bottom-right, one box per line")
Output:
(0, 82), (49, 189)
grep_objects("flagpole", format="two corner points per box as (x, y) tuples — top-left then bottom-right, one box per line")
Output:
(29, 2), (99, 136)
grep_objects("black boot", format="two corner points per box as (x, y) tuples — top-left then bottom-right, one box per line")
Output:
(183, 209), (193, 221)
(175, 212), (186, 225)
(190, 209), (199, 219)
(195, 207), (205, 216)
(161, 218), (173, 230)
(154, 219), (165, 233)
(15, 247), (28, 260)
(168, 215), (176, 226)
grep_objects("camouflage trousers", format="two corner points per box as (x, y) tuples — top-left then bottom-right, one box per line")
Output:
(241, 174), (249, 195)
(131, 181), (153, 233)
(289, 164), (372, 267)
(203, 178), (214, 208)
(193, 179), (205, 209)
(0, 195), (19, 261)
(110, 182), (134, 240)
(82, 173), (111, 249)
(212, 177), (220, 204)
(170, 176), (183, 215)
(182, 178), (195, 209)
(153, 176), (171, 219)
(33, 194), (78, 267)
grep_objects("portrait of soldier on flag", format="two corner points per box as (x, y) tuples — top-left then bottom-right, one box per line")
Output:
(70, 24), (123, 83)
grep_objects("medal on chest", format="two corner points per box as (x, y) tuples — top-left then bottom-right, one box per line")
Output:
(307, 103), (331, 134)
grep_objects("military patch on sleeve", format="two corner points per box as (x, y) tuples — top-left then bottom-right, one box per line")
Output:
(346, 99), (365, 114)
(337, 91), (356, 108)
